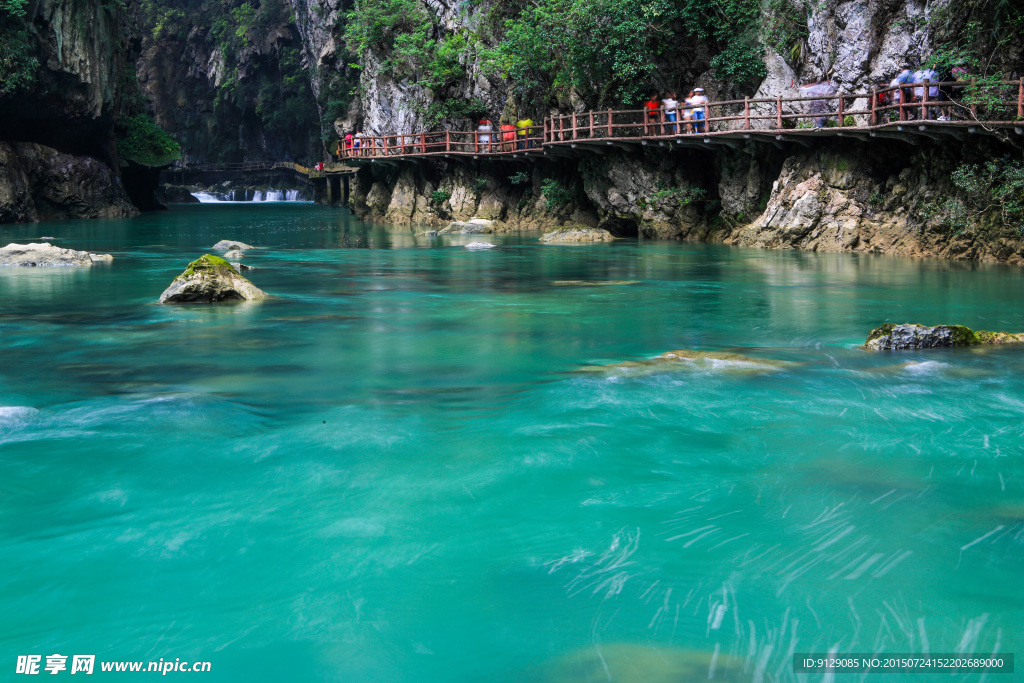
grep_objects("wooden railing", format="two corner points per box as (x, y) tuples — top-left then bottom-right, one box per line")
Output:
(337, 79), (1023, 161)
(337, 126), (545, 159)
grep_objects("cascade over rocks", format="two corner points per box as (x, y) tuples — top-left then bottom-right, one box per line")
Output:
(0, 243), (114, 267)
(159, 255), (268, 303)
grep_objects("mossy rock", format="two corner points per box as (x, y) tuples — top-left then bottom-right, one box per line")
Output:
(865, 323), (1023, 350)
(159, 254), (268, 303)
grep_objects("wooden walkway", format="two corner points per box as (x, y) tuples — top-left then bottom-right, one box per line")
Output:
(173, 161), (357, 177)
(336, 80), (1024, 162)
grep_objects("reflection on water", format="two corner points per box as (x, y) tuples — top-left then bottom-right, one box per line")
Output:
(0, 204), (1022, 682)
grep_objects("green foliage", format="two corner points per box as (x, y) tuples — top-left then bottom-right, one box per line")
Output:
(508, 171), (530, 185)
(0, 25), (37, 94)
(926, 157), (1024, 235)
(843, 115), (855, 127)
(472, 177), (489, 194)
(0, 0), (28, 17)
(344, 0), (432, 73)
(431, 189), (452, 204)
(540, 178), (573, 210)
(869, 191), (885, 207)
(649, 181), (706, 206)
(760, 0), (806, 65)
(492, 0), (764, 106)
(423, 98), (487, 128)
(116, 114), (182, 167)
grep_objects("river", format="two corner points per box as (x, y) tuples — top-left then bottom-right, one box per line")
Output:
(1, 204), (1022, 681)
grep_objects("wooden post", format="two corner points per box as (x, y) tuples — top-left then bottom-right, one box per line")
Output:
(776, 96), (783, 129)
(446, 130), (451, 152)
(870, 87), (877, 126)
(837, 95), (845, 126)
(421, 133), (426, 154)
(659, 106), (665, 136)
(921, 80), (929, 120)
(1018, 77), (1023, 119)
(589, 111), (594, 138)
(744, 97), (750, 130)
(971, 79), (978, 118)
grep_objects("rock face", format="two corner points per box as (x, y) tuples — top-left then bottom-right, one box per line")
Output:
(0, 143), (138, 223)
(864, 324), (1024, 350)
(0, 243), (114, 267)
(159, 255), (268, 303)
(725, 143), (1024, 264)
(540, 227), (615, 243)
(0, 0), (136, 161)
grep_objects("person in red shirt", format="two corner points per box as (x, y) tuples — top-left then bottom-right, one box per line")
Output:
(645, 95), (660, 136)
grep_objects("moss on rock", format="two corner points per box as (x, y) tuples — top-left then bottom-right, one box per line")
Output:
(159, 254), (267, 303)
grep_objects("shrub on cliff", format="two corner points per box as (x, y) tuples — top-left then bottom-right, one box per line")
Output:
(116, 114), (182, 168)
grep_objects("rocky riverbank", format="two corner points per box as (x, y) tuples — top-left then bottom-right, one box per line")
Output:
(348, 136), (1024, 264)
(0, 143), (137, 223)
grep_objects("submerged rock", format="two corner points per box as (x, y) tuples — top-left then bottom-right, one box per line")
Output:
(0, 242), (113, 266)
(579, 349), (797, 376)
(438, 220), (493, 234)
(540, 226), (615, 243)
(464, 242), (496, 249)
(864, 323), (1024, 350)
(212, 240), (255, 251)
(230, 262), (253, 271)
(538, 643), (747, 683)
(223, 249), (245, 259)
(159, 254), (267, 303)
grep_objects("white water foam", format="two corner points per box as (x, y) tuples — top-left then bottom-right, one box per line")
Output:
(190, 189), (308, 203)
(0, 406), (39, 427)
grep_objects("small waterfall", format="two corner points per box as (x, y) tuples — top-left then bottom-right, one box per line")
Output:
(188, 188), (309, 203)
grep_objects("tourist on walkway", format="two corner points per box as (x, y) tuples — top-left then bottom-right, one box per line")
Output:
(516, 116), (533, 149)
(477, 119), (493, 151)
(896, 65), (915, 119)
(500, 122), (516, 151)
(645, 95), (660, 135)
(662, 92), (679, 134)
(681, 91), (696, 133)
(344, 132), (353, 156)
(689, 88), (709, 133)
(353, 131), (362, 155)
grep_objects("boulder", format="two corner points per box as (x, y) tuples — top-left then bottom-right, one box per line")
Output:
(224, 249), (245, 259)
(212, 240), (255, 251)
(159, 254), (268, 303)
(540, 226), (615, 243)
(0, 242), (113, 266)
(230, 262), (253, 271)
(464, 242), (496, 249)
(864, 323), (1024, 350)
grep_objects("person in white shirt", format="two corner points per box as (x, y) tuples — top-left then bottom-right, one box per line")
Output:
(661, 92), (679, 134)
(689, 88), (709, 133)
(477, 120), (493, 151)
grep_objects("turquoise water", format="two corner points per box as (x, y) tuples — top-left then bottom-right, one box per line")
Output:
(2, 205), (1023, 681)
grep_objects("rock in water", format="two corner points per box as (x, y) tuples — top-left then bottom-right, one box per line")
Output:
(437, 221), (492, 234)
(224, 249), (245, 259)
(0, 242), (113, 266)
(464, 242), (496, 249)
(864, 323), (1024, 350)
(212, 240), (255, 251)
(159, 254), (268, 303)
(540, 226), (615, 243)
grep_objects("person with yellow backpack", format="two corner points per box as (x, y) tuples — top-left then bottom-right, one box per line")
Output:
(516, 117), (534, 149)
